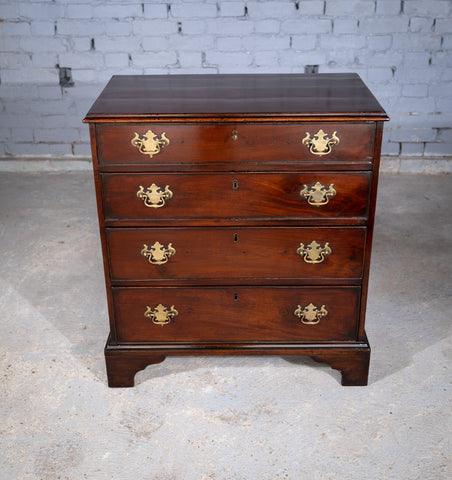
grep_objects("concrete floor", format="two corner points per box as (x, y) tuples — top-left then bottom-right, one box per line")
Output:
(0, 171), (450, 480)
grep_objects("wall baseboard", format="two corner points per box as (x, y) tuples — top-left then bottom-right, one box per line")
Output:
(0, 156), (92, 172)
(0, 155), (451, 174)
(380, 156), (452, 174)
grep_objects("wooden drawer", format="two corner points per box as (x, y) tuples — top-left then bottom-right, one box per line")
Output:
(102, 172), (370, 224)
(97, 123), (374, 165)
(107, 227), (365, 283)
(113, 286), (360, 343)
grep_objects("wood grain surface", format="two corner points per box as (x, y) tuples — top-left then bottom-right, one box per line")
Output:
(107, 227), (366, 283)
(98, 122), (374, 164)
(101, 172), (370, 223)
(112, 286), (360, 343)
(84, 73), (388, 120)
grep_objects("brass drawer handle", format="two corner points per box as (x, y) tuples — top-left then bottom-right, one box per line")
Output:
(144, 304), (178, 326)
(294, 303), (328, 325)
(137, 183), (173, 208)
(300, 182), (336, 206)
(302, 129), (340, 156)
(131, 130), (170, 157)
(141, 242), (176, 265)
(297, 241), (332, 264)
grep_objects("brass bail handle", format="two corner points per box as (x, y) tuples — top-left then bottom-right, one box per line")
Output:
(131, 130), (170, 157)
(294, 303), (328, 325)
(144, 304), (178, 326)
(302, 129), (340, 156)
(136, 183), (173, 208)
(141, 242), (176, 265)
(297, 241), (332, 264)
(300, 182), (336, 207)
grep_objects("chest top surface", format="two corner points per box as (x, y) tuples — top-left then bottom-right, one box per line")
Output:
(84, 73), (388, 122)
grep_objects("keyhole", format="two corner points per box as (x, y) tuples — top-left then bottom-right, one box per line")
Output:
(234, 233), (238, 242)
(233, 179), (239, 190)
(232, 130), (238, 142)
(234, 293), (239, 301)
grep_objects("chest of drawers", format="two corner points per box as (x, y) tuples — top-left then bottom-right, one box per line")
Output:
(84, 74), (388, 387)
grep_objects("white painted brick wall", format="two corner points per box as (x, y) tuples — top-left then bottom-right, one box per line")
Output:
(219, 2), (247, 17)
(0, 0), (451, 160)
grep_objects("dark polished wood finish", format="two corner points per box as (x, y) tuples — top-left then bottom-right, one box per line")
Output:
(84, 73), (388, 387)
(107, 227), (365, 283)
(113, 286), (360, 343)
(104, 338), (370, 387)
(85, 73), (387, 120)
(101, 172), (371, 224)
(98, 122), (375, 164)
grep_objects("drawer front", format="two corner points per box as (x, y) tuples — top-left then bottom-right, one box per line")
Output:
(113, 286), (360, 343)
(102, 172), (370, 222)
(107, 227), (365, 283)
(98, 123), (374, 165)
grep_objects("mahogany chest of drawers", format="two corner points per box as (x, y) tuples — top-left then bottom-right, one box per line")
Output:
(84, 73), (388, 387)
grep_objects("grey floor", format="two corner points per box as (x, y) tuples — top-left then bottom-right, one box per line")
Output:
(0, 172), (451, 480)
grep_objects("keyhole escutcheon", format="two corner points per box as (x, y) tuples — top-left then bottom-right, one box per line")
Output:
(233, 179), (239, 190)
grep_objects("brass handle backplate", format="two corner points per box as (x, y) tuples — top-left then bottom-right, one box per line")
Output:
(141, 242), (176, 265)
(302, 129), (340, 156)
(294, 303), (328, 325)
(131, 130), (170, 157)
(144, 304), (178, 326)
(297, 241), (332, 264)
(300, 182), (336, 207)
(137, 183), (173, 208)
